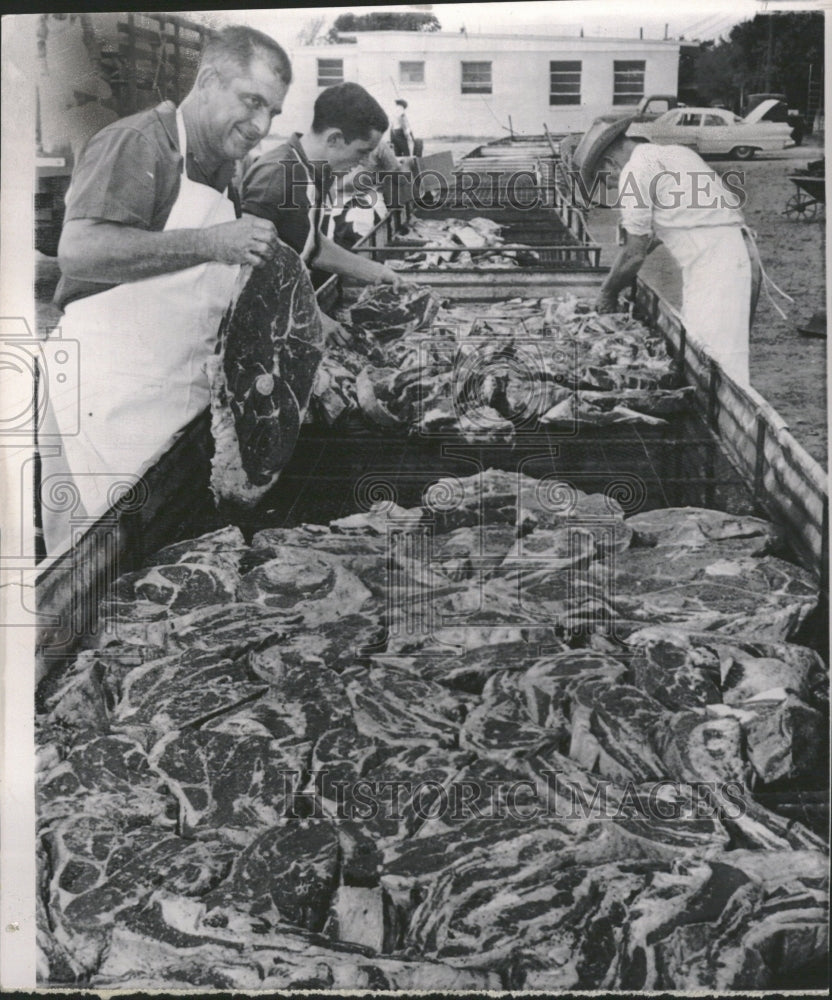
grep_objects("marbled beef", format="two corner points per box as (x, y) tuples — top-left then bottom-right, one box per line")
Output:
(209, 249), (324, 504)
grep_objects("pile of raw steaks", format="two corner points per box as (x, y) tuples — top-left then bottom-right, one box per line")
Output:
(310, 287), (694, 437)
(37, 468), (828, 990)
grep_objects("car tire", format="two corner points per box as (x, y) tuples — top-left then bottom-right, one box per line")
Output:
(732, 146), (756, 160)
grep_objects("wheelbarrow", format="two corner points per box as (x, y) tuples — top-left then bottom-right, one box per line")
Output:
(784, 169), (825, 220)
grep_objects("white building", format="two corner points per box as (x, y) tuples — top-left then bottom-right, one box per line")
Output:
(279, 30), (681, 138)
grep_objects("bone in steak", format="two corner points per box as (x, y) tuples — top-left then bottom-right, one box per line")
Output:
(148, 729), (300, 838)
(209, 248), (324, 505)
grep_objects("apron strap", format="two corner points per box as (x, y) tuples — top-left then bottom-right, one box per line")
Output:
(175, 108), (189, 172)
(176, 108), (234, 202)
(292, 144), (321, 263)
(742, 225), (794, 321)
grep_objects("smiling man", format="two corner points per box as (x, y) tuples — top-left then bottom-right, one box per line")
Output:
(242, 82), (403, 296)
(43, 26), (291, 556)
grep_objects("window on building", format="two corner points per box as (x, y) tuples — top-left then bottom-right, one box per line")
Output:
(399, 61), (425, 85)
(461, 61), (492, 94)
(317, 58), (344, 87)
(612, 60), (645, 105)
(549, 61), (581, 105)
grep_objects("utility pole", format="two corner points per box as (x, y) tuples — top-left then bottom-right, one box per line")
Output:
(664, 23), (668, 41)
(764, 15), (773, 90)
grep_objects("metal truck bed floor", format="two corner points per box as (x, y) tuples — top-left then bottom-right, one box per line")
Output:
(223, 416), (758, 535)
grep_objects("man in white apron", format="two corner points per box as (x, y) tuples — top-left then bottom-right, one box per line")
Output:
(594, 136), (764, 386)
(390, 98), (414, 158)
(242, 82), (404, 303)
(42, 26), (290, 557)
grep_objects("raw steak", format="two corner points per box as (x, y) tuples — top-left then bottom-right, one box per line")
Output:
(250, 525), (390, 601)
(337, 744), (475, 844)
(344, 284), (440, 341)
(382, 759), (594, 896)
(655, 710), (747, 786)
(114, 648), (268, 732)
(309, 725), (386, 838)
(141, 525), (247, 568)
(415, 524), (518, 583)
(98, 527), (248, 641)
(344, 666), (464, 748)
(209, 248), (324, 504)
(407, 850), (829, 989)
(91, 910), (500, 990)
(405, 853), (681, 980)
(399, 639), (571, 694)
(625, 506), (783, 554)
(154, 602), (301, 657)
(629, 852), (829, 990)
(52, 826), (235, 933)
(606, 550), (818, 640)
(237, 546), (373, 623)
(240, 646), (354, 742)
(148, 729), (301, 837)
(629, 636), (722, 710)
(43, 648), (146, 737)
(568, 676), (668, 782)
(38, 734), (175, 827)
(422, 468), (537, 532)
(626, 626), (828, 709)
(460, 670), (570, 758)
(383, 578), (567, 655)
(200, 820), (340, 933)
(460, 693), (562, 758)
(523, 746), (731, 860)
(515, 649), (629, 724)
(726, 692), (827, 784)
(233, 611), (383, 672)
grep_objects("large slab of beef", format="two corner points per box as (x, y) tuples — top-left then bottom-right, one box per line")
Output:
(36, 487), (828, 990)
(209, 249), (324, 505)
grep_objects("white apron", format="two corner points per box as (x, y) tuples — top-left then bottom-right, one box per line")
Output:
(41, 110), (240, 557)
(658, 224), (751, 386)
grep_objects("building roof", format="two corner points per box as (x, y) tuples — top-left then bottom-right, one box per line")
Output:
(333, 29), (680, 45)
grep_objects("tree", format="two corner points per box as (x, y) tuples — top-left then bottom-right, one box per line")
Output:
(690, 11), (823, 113)
(331, 11), (441, 33)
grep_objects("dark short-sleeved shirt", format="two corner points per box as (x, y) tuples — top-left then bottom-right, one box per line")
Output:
(241, 134), (333, 264)
(55, 101), (238, 310)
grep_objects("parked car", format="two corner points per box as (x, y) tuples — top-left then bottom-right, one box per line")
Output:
(603, 93), (684, 124)
(628, 105), (794, 159)
(744, 93), (806, 145)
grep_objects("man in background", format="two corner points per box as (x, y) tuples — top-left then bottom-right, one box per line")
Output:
(390, 97), (414, 156)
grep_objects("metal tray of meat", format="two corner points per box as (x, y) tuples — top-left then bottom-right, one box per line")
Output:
(35, 272), (827, 672)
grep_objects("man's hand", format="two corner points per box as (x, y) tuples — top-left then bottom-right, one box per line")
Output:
(319, 312), (353, 348)
(374, 264), (409, 291)
(208, 216), (279, 267)
(596, 289), (620, 314)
